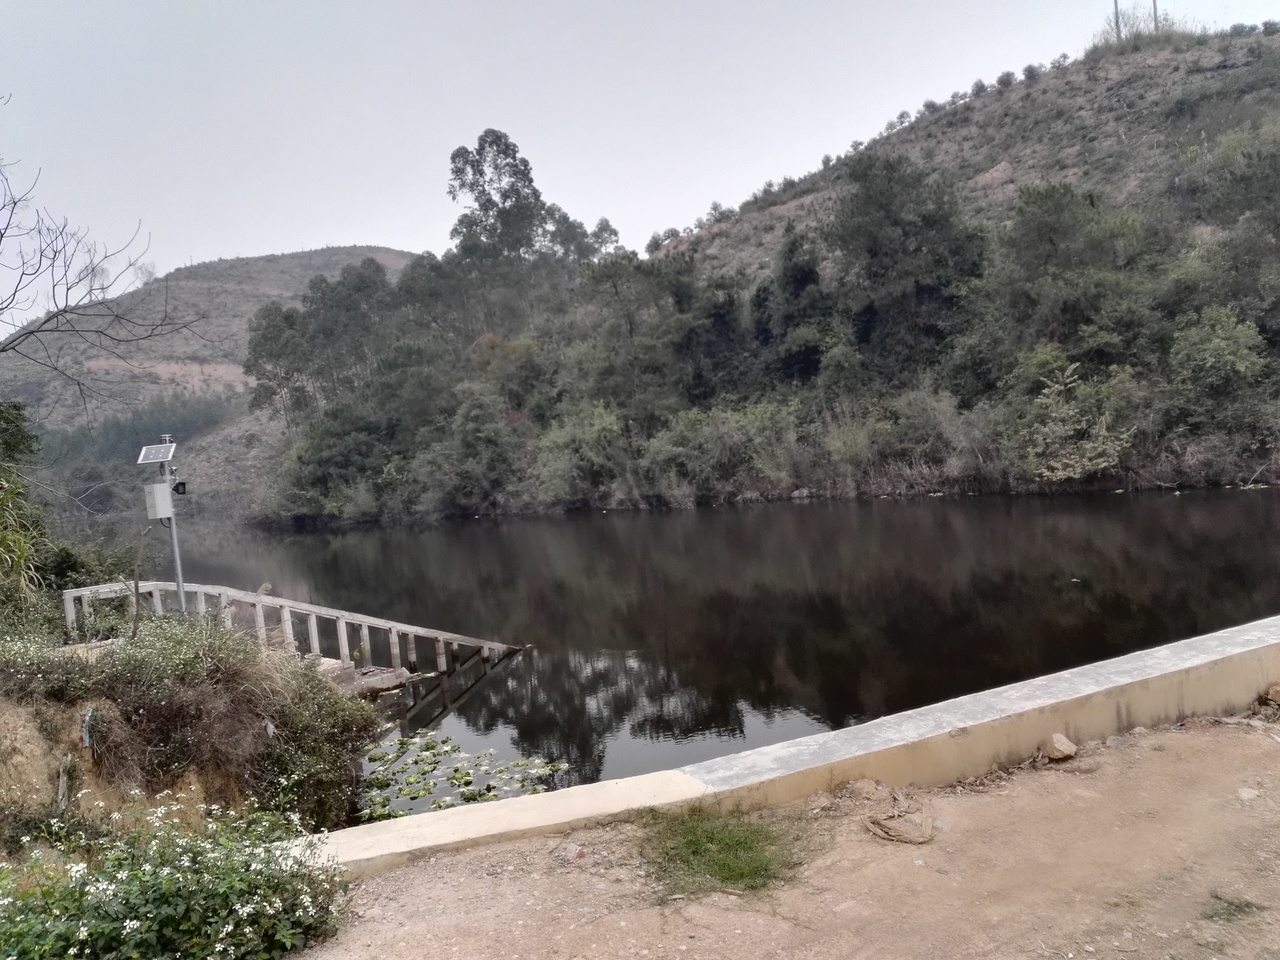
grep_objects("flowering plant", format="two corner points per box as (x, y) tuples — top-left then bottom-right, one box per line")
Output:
(0, 800), (341, 959)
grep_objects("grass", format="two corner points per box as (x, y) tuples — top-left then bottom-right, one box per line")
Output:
(639, 806), (792, 896)
(1205, 891), (1266, 921)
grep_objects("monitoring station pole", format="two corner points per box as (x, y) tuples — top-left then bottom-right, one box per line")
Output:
(138, 435), (188, 614)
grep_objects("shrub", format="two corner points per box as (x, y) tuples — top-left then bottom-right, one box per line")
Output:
(87, 618), (379, 829)
(250, 663), (384, 830)
(0, 634), (92, 703)
(1264, 20), (1279, 36)
(1023, 63), (1044, 82)
(996, 70), (1016, 89)
(694, 201), (737, 230)
(1228, 22), (1258, 36)
(971, 78), (988, 97)
(0, 805), (341, 958)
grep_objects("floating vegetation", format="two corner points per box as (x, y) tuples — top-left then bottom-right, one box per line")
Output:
(358, 732), (566, 820)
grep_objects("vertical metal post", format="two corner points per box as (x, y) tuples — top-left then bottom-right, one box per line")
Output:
(1153, 0), (1159, 31)
(1114, 0), (1122, 41)
(159, 456), (186, 614)
(169, 514), (187, 614)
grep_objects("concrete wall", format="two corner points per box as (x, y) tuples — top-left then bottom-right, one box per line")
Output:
(323, 614), (1280, 877)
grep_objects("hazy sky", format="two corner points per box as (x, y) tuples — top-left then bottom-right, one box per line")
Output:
(5, 1), (1278, 281)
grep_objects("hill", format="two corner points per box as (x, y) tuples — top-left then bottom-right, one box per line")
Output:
(0, 245), (416, 422)
(1, 246), (414, 516)
(662, 30), (1280, 277)
(18, 22), (1280, 526)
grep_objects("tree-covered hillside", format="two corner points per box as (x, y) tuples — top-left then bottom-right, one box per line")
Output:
(247, 25), (1280, 525)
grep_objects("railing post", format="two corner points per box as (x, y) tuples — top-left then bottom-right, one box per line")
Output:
(358, 623), (371, 668)
(219, 591), (232, 629)
(306, 614), (320, 656)
(253, 602), (267, 642)
(435, 638), (448, 673)
(389, 629), (402, 671)
(150, 588), (163, 615)
(281, 607), (296, 654)
(336, 616), (351, 665)
(195, 591), (207, 617)
(63, 592), (76, 635)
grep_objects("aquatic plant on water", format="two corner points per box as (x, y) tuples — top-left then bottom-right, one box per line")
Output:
(358, 732), (566, 820)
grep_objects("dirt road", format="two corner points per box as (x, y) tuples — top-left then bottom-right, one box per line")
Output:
(305, 721), (1280, 959)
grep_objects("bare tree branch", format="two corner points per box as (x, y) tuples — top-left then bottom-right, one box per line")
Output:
(0, 155), (197, 373)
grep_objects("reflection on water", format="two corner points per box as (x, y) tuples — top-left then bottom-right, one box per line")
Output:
(183, 491), (1280, 784)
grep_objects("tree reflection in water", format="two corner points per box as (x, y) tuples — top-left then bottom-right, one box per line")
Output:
(186, 492), (1280, 784)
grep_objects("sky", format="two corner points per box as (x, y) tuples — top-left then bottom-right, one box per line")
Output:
(4, 0), (1279, 284)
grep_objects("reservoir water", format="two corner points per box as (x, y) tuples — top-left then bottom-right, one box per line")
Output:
(183, 491), (1280, 786)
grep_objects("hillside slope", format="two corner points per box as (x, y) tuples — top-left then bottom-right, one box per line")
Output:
(0, 245), (415, 425)
(667, 32), (1280, 278)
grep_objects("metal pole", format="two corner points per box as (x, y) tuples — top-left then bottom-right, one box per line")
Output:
(158, 454), (187, 614)
(170, 514), (187, 614)
(1153, 0), (1159, 31)
(1115, 0), (1122, 42)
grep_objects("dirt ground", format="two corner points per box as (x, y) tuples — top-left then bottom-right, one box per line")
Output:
(304, 721), (1280, 960)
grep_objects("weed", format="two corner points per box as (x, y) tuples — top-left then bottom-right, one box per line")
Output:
(639, 807), (791, 897)
(1205, 891), (1265, 921)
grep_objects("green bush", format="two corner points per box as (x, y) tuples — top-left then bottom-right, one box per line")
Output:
(0, 634), (92, 703)
(88, 619), (379, 829)
(0, 805), (341, 958)
(250, 663), (383, 831)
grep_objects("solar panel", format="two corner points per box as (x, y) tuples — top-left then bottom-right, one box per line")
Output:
(137, 443), (176, 464)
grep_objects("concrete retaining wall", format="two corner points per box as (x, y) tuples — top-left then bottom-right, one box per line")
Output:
(322, 614), (1280, 877)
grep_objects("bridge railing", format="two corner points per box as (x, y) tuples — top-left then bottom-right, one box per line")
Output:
(61, 580), (520, 674)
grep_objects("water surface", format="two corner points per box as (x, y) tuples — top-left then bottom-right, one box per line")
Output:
(182, 491), (1280, 784)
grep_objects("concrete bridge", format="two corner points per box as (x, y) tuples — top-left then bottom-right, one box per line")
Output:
(61, 580), (523, 728)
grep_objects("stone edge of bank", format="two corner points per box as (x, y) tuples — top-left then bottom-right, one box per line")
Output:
(321, 616), (1280, 877)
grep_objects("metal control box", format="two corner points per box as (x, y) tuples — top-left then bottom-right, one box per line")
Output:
(145, 482), (174, 520)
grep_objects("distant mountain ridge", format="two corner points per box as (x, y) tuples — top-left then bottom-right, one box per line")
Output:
(0, 245), (416, 425)
(659, 35), (1280, 278)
